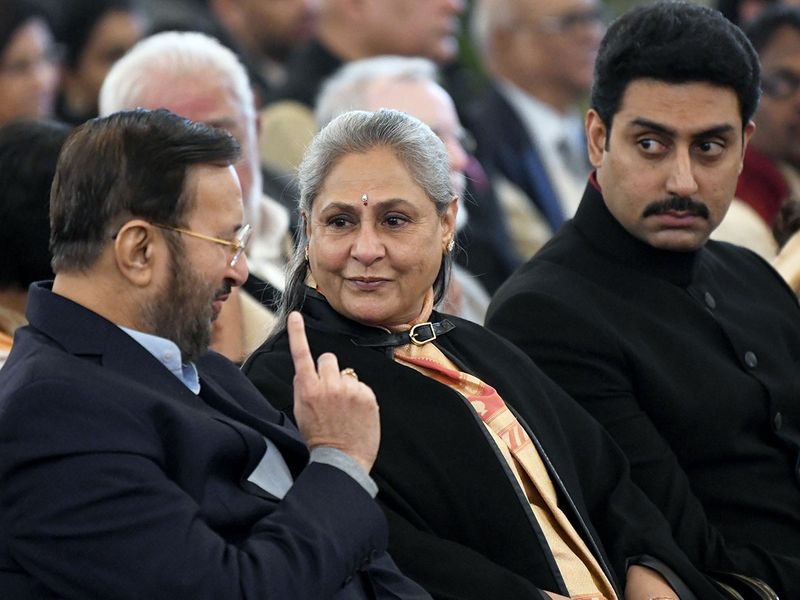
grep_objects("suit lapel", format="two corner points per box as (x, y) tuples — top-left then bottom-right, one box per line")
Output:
(199, 373), (309, 478)
(477, 87), (566, 231)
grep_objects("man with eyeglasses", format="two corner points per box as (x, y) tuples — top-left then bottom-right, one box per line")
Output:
(732, 6), (800, 237)
(0, 107), (430, 600)
(467, 0), (605, 259)
(706, 4), (800, 259)
(101, 31), (296, 363)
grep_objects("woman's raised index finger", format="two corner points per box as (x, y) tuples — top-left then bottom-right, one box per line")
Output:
(287, 311), (316, 379)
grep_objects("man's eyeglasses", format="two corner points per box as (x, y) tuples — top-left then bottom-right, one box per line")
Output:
(152, 223), (252, 267)
(536, 7), (606, 34)
(762, 69), (800, 100)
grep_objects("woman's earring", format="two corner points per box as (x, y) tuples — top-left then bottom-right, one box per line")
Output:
(304, 246), (309, 262)
(446, 239), (455, 253)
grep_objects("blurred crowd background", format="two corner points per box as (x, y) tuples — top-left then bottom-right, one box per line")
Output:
(4, 0), (800, 364)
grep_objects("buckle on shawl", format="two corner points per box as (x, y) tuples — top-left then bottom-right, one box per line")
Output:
(409, 322), (437, 346)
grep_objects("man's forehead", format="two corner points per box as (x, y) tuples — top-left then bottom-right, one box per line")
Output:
(366, 78), (454, 124)
(185, 164), (243, 218)
(615, 79), (742, 132)
(521, 0), (598, 19)
(139, 78), (245, 125)
(368, 77), (426, 101)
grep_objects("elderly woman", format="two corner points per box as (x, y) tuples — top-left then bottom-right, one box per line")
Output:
(242, 110), (732, 600)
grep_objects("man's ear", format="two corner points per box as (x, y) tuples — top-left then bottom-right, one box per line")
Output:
(739, 120), (756, 175)
(585, 109), (608, 168)
(113, 220), (160, 287)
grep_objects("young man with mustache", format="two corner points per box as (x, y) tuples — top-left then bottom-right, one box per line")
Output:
(487, 2), (800, 598)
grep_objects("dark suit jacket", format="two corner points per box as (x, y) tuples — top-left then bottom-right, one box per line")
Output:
(263, 39), (341, 107)
(0, 282), (429, 600)
(466, 83), (567, 233)
(487, 178), (800, 598)
(243, 291), (729, 600)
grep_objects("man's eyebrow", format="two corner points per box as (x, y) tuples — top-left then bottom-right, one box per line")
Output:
(629, 118), (735, 140)
(629, 118), (676, 137)
(692, 124), (736, 139)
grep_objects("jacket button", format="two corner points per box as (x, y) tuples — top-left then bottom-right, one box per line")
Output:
(704, 292), (716, 309)
(774, 412), (783, 431)
(744, 351), (758, 368)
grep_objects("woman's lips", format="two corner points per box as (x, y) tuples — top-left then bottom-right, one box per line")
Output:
(346, 277), (390, 291)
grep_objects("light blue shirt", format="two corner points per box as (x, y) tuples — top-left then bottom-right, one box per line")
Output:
(120, 326), (200, 393)
(118, 326), (377, 498)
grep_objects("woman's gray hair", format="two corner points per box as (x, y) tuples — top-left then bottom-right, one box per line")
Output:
(276, 108), (455, 330)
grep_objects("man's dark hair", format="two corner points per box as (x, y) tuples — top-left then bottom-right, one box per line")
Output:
(591, 1), (761, 131)
(50, 108), (240, 272)
(0, 119), (70, 290)
(744, 4), (800, 53)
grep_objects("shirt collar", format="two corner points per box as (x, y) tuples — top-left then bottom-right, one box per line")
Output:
(573, 174), (701, 287)
(119, 326), (200, 394)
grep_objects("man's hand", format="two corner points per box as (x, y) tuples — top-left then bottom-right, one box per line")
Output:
(288, 311), (380, 473)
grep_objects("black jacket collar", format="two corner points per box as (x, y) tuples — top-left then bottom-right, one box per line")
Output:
(301, 289), (455, 349)
(572, 176), (701, 287)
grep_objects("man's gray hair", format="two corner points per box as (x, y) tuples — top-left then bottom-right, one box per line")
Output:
(98, 31), (255, 124)
(98, 30), (265, 220)
(315, 55), (438, 127)
(277, 108), (455, 329)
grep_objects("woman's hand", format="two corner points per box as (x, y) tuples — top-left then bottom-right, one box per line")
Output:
(624, 564), (677, 600)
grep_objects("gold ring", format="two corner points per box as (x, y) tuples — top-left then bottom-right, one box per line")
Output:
(342, 367), (358, 381)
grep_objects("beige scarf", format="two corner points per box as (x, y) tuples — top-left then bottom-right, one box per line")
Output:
(388, 290), (616, 600)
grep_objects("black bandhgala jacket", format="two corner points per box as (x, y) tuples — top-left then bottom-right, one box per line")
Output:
(487, 177), (800, 598)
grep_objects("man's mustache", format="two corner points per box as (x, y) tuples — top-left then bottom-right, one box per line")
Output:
(643, 196), (710, 219)
(214, 282), (232, 301)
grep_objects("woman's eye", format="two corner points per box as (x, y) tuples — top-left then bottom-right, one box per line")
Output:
(328, 216), (351, 228)
(384, 214), (408, 227)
